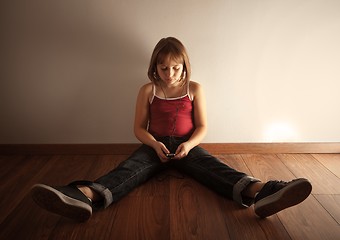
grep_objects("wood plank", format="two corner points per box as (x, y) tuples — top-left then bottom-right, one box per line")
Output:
(45, 155), (126, 240)
(170, 176), (230, 240)
(1, 142), (340, 155)
(277, 154), (340, 194)
(0, 194), (62, 240)
(0, 155), (26, 179)
(47, 195), (170, 240)
(202, 143), (340, 154)
(242, 154), (340, 239)
(0, 155), (50, 223)
(221, 200), (291, 240)
(241, 154), (296, 181)
(0, 155), (98, 239)
(1, 153), (340, 239)
(314, 194), (340, 225)
(276, 195), (340, 239)
(46, 155), (126, 240)
(48, 154), (171, 239)
(217, 154), (253, 176)
(108, 196), (170, 240)
(312, 154), (340, 178)
(84, 154), (126, 180)
(219, 154), (291, 240)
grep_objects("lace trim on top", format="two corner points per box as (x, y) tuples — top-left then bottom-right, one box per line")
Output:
(149, 81), (192, 104)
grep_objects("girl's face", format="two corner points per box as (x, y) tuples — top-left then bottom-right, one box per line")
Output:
(156, 56), (184, 86)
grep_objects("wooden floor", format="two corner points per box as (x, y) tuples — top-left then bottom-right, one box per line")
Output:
(0, 153), (340, 240)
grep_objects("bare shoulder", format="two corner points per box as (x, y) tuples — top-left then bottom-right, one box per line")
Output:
(189, 81), (202, 90)
(140, 82), (153, 91)
(189, 81), (204, 99)
(139, 82), (153, 97)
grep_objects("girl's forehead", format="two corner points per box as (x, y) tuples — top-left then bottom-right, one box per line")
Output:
(157, 54), (183, 65)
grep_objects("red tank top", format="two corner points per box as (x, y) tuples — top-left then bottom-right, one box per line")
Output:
(148, 84), (194, 138)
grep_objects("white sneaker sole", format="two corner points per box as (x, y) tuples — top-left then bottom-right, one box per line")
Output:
(31, 184), (92, 222)
(254, 178), (312, 218)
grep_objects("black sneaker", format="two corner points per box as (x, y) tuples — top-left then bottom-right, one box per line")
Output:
(254, 178), (312, 218)
(31, 183), (93, 222)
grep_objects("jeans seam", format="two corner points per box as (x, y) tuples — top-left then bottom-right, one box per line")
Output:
(108, 162), (158, 197)
(180, 156), (233, 188)
(180, 155), (258, 206)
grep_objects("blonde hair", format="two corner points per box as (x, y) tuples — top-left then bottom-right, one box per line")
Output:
(147, 37), (191, 85)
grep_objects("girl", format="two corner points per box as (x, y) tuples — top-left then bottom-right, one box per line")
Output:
(31, 37), (312, 222)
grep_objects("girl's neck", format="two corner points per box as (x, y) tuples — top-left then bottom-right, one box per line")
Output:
(160, 80), (183, 89)
(158, 81), (186, 99)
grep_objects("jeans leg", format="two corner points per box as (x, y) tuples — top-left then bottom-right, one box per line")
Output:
(88, 144), (165, 209)
(172, 146), (260, 207)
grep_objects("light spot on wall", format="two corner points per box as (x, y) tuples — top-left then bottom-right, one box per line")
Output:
(263, 122), (298, 142)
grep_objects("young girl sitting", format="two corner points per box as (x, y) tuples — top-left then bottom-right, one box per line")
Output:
(31, 37), (312, 222)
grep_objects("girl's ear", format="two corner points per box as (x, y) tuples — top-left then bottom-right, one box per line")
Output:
(153, 71), (158, 80)
(182, 70), (186, 80)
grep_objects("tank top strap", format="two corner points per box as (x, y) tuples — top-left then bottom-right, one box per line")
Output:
(187, 81), (193, 101)
(149, 83), (156, 104)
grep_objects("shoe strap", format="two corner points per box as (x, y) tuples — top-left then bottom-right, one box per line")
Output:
(65, 181), (93, 206)
(68, 180), (94, 187)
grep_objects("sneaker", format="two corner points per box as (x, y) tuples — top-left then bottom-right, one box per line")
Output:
(254, 178), (312, 218)
(31, 183), (93, 222)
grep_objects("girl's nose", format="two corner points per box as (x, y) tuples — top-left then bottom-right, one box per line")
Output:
(167, 68), (174, 77)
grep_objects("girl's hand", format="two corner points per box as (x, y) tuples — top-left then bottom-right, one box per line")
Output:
(173, 142), (192, 160)
(152, 141), (171, 162)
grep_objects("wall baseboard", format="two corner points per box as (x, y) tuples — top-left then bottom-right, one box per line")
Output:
(0, 143), (339, 155)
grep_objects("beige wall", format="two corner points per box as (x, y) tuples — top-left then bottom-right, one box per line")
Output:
(1, 0), (340, 144)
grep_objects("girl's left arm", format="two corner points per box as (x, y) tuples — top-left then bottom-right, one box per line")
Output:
(174, 81), (207, 158)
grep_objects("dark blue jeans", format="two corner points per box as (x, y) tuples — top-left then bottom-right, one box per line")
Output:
(87, 137), (259, 209)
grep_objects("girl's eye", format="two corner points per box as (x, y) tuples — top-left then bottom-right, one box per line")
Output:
(159, 65), (181, 71)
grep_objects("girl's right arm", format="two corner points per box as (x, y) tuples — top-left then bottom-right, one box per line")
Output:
(133, 83), (170, 162)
